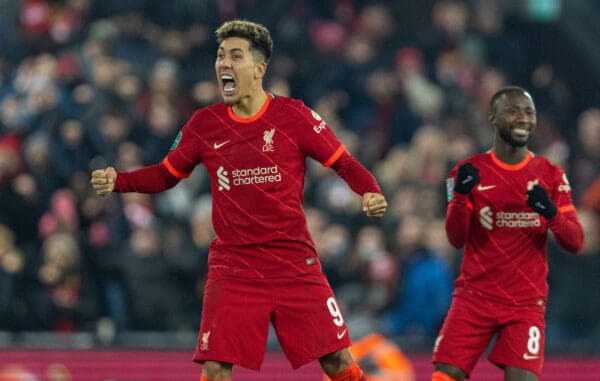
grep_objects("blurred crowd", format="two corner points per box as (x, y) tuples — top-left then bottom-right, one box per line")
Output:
(0, 0), (599, 352)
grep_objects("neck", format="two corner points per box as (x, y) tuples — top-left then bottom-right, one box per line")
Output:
(231, 88), (267, 118)
(492, 141), (528, 165)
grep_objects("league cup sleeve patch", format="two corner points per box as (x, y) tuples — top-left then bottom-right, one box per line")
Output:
(446, 177), (455, 202)
(170, 131), (182, 150)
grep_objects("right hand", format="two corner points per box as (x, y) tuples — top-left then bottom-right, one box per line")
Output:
(454, 162), (480, 195)
(90, 167), (117, 196)
(363, 192), (388, 218)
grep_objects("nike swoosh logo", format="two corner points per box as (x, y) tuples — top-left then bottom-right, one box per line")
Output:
(477, 184), (496, 191)
(523, 353), (539, 360)
(214, 140), (230, 149)
(337, 329), (347, 340)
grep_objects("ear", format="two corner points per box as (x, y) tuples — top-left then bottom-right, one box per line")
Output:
(254, 62), (267, 79)
(488, 112), (495, 125)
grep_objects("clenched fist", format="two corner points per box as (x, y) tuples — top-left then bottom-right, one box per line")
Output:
(455, 162), (479, 195)
(90, 167), (117, 196)
(363, 192), (387, 218)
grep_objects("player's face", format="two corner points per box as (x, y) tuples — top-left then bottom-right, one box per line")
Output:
(215, 37), (263, 105)
(490, 92), (537, 148)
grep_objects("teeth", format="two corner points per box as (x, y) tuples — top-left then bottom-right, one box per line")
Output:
(221, 74), (233, 80)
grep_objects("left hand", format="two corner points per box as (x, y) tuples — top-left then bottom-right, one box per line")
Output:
(363, 192), (387, 218)
(526, 184), (557, 219)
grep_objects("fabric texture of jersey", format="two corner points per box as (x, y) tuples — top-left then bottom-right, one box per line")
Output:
(164, 94), (367, 278)
(445, 149), (582, 306)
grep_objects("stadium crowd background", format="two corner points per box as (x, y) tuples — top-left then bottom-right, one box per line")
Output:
(0, 0), (599, 356)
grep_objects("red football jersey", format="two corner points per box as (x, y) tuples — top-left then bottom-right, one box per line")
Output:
(163, 93), (349, 278)
(445, 149), (583, 306)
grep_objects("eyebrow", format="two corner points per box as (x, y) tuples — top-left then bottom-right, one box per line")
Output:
(505, 105), (535, 112)
(217, 47), (246, 54)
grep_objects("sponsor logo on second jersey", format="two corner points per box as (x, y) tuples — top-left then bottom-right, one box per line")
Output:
(479, 205), (541, 230)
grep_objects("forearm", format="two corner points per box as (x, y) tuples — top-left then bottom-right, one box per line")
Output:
(114, 163), (181, 193)
(547, 210), (584, 253)
(445, 194), (472, 248)
(329, 151), (382, 195)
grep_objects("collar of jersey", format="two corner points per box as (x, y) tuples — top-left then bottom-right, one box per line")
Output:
(227, 91), (273, 123)
(489, 148), (532, 170)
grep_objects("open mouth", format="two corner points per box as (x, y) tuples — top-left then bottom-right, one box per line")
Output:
(221, 74), (236, 95)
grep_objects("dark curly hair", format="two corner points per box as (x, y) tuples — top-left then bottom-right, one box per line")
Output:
(215, 20), (273, 63)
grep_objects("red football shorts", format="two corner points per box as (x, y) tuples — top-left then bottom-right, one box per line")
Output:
(193, 272), (351, 370)
(432, 288), (546, 377)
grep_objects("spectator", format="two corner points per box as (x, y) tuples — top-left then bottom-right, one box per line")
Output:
(0, 2), (595, 355)
(382, 215), (452, 339)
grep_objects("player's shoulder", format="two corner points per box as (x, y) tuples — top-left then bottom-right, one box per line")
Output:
(468, 152), (490, 164)
(184, 102), (227, 129)
(269, 93), (324, 127)
(272, 94), (317, 116)
(529, 152), (565, 174)
(197, 101), (228, 117)
(446, 152), (489, 177)
(456, 152), (490, 167)
(270, 93), (302, 108)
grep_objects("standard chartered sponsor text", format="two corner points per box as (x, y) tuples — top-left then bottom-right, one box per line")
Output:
(495, 211), (541, 228)
(232, 165), (282, 185)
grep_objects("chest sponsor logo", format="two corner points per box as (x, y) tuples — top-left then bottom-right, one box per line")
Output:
(262, 128), (275, 152)
(479, 206), (493, 230)
(216, 165), (282, 191)
(217, 167), (230, 191)
(479, 206), (541, 230)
